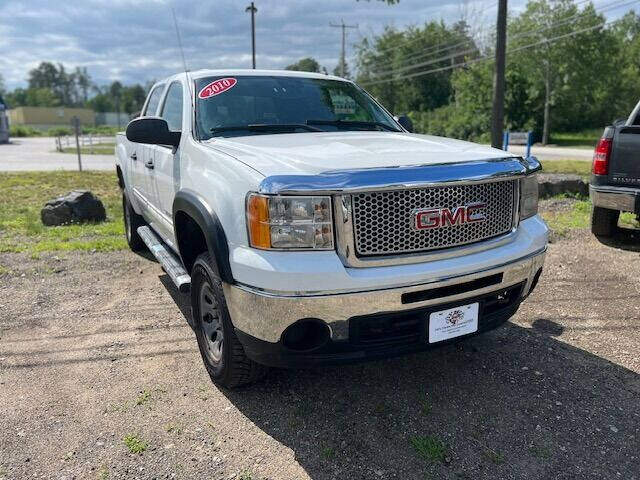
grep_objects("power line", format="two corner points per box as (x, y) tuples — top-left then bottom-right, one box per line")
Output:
(363, 0), (636, 81)
(360, 14), (630, 86)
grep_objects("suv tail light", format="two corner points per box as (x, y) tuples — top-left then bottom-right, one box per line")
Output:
(592, 133), (613, 175)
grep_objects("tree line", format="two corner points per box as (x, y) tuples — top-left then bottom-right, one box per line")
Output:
(0, 62), (149, 116)
(355, 0), (640, 143)
(288, 0), (639, 143)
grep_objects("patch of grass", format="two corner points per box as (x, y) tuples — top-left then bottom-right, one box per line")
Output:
(529, 445), (551, 459)
(550, 129), (602, 148)
(540, 159), (591, 177)
(0, 172), (125, 254)
(123, 434), (148, 454)
(541, 199), (591, 235)
(59, 144), (115, 155)
(541, 198), (639, 235)
(321, 442), (335, 459)
(0, 265), (9, 275)
(136, 389), (152, 406)
(410, 435), (447, 463)
(420, 393), (432, 416)
(239, 470), (254, 480)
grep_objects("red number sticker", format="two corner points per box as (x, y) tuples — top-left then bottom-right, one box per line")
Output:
(198, 78), (237, 99)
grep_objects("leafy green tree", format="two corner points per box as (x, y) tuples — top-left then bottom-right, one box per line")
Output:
(0, 74), (6, 96)
(508, 0), (613, 142)
(355, 21), (477, 114)
(286, 57), (324, 72)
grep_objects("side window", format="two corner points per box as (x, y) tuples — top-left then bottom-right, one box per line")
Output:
(634, 114), (640, 126)
(160, 82), (183, 131)
(143, 85), (164, 116)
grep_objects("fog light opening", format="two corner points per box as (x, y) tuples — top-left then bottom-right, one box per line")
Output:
(281, 319), (330, 352)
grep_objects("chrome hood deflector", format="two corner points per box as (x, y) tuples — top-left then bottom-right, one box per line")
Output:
(258, 156), (541, 195)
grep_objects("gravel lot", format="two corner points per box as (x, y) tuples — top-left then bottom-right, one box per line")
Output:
(1, 231), (639, 479)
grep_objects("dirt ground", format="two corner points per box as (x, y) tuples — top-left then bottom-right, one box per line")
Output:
(1, 230), (639, 480)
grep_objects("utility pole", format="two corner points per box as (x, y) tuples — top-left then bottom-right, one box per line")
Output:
(246, 2), (257, 69)
(491, 0), (507, 149)
(330, 19), (357, 77)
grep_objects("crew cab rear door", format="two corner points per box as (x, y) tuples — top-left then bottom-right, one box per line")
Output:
(130, 84), (165, 214)
(146, 80), (184, 245)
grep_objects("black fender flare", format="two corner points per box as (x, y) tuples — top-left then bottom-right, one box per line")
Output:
(172, 190), (234, 283)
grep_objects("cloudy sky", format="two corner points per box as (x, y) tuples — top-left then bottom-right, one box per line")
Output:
(0, 0), (632, 90)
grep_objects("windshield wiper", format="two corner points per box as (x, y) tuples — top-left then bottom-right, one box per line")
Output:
(209, 123), (323, 135)
(306, 119), (401, 132)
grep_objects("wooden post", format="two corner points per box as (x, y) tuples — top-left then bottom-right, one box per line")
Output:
(72, 116), (82, 172)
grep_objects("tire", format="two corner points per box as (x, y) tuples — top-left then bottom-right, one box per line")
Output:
(191, 252), (267, 388)
(122, 193), (146, 251)
(591, 206), (619, 237)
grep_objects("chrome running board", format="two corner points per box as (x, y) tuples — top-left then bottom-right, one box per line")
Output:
(137, 226), (191, 293)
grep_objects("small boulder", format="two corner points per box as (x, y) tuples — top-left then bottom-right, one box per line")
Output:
(537, 173), (588, 198)
(41, 190), (107, 226)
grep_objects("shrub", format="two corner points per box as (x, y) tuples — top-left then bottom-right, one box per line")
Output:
(47, 127), (72, 137)
(9, 125), (42, 137)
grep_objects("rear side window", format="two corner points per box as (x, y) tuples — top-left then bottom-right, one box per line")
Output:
(160, 82), (183, 131)
(143, 85), (164, 116)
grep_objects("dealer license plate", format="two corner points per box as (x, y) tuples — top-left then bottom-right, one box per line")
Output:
(428, 302), (479, 343)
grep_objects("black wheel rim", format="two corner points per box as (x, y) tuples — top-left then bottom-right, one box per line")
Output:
(199, 281), (223, 364)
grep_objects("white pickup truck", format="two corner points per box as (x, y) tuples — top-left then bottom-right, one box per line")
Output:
(116, 69), (548, 387)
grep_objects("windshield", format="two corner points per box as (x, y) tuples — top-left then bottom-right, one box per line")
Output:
(194, 75), (400, 139)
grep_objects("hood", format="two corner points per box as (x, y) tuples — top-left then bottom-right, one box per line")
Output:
(202, 131), (515, 177)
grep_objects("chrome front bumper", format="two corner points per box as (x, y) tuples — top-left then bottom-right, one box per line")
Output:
(590, 185), (640, 212)
(223, 248), (546, 343)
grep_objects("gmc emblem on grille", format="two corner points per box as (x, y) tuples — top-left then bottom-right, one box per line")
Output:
(414, 203), (487, 230)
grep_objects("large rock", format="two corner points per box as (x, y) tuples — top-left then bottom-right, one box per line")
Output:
(537, 173), (589, 198)
(41, 190), (107, 226)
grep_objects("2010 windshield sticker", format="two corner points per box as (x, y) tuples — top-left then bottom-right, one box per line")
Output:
(198, 78), (237, 99)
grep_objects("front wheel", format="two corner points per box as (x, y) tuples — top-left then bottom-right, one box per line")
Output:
(191, 252), (267, 388)
(591, 206), (619, 237)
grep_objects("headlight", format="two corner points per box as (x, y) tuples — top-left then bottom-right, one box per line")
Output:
(247, 194), (334, 250)
(519, 174), (539, 221)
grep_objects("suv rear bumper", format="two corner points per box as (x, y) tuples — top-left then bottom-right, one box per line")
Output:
(224, 248), (545, 367)
(590, 185), (640, 213)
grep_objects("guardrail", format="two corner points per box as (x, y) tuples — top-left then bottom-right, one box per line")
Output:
(55, 135), (114, 152)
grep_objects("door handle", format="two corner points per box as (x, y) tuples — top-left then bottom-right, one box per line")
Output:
(144, 160), (154, 169)
(130, 153), (137, 161)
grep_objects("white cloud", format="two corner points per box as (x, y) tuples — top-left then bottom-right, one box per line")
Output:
(0, 0), (631, 89)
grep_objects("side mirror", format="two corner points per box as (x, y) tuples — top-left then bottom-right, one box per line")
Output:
(395, 115), (414, 133)
(126, 117), (180, 148)
(130, 111), (141, 120)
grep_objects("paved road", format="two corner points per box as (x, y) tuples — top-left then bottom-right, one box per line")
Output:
(0, 137), (115, 171)
(509, 144), (593, 161)
(1, 137), (591, 172)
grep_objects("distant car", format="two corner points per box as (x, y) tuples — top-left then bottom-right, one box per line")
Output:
(0, 95), (9, 144)
(590, 99), (640, 237)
